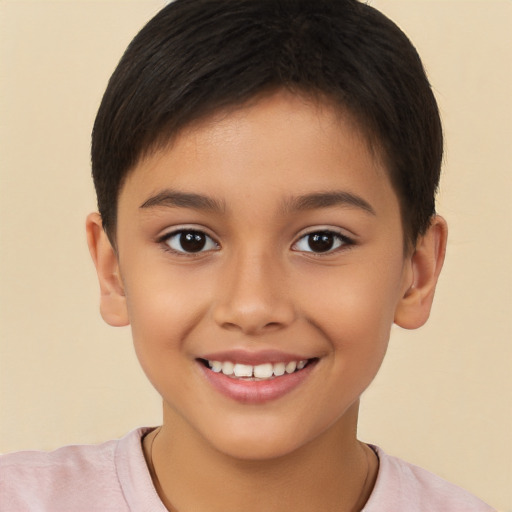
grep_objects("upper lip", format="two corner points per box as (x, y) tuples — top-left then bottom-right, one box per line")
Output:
(198, 349), (314, 366)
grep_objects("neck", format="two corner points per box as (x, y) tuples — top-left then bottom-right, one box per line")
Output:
(144, 402), (378, 512)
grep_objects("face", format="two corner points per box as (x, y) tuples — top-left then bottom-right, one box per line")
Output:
(107, 92), (417, 459)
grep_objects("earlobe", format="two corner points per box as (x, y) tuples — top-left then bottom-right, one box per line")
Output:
(394, 215), (448, 329)
(86, 212), (129, 327)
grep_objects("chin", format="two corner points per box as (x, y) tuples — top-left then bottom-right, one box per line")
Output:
(214, 437), (302, 462)
(200, 418), (322, 462)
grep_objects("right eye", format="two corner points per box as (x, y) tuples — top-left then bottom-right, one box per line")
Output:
(292, 230), (353, 254)
(163, 230), (219, 254)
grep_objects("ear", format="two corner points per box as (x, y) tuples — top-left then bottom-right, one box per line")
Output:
(86, 212), (129, 327)
(394, 215), (448, 329)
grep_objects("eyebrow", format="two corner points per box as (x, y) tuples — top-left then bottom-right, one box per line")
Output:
(282, 191), (376, 215)
(139, 189), (375, 216)
(139, 190), (225, 213)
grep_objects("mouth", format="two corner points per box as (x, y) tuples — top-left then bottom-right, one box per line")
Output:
(197, 356), (318, 404)
(198, 358), (315, 381)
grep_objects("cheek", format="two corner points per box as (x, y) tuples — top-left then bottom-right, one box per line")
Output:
(122, 263), (212, 363)
(299, 258), (405, 354)
(300, 265), (403, 415)
(122, 276), (209, 400)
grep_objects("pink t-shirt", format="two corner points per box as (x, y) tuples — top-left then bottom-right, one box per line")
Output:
(0, 428), (494, 511)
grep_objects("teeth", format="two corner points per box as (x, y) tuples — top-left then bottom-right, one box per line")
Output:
(233, 363), (252, 377)
(285, 361), (297, 374)
(221, 361), (234, 375)
(253, 363), (273, 379)
(207, 359), (309, 379)
(210, 361), (223, 373)
(273, 362), (286, 376)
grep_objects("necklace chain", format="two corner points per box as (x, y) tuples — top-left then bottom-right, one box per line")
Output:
(147, 427), (371, 512)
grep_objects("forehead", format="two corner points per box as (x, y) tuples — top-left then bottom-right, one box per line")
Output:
(119, 91), (398, 221)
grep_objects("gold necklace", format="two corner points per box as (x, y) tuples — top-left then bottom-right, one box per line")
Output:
(352, 445), (371, 511)
(147, 426), (162, 483)
(147, 426), (160, 476)
(147, 427), (175, 510)
(148, 428), (371, 512)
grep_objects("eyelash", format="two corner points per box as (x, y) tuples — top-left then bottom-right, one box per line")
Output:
(157, 228), (354, 256)
(292, 230), (354, 254)
(158, 229), (219, 256)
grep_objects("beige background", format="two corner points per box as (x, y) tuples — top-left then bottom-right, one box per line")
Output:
(0, 1), (510, 510)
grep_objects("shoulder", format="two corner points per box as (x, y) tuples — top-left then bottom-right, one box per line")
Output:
(363, 446), (495, 512)
(0, 427), (154, 512)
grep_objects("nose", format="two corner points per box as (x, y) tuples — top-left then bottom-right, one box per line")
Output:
(212, 250), (296, 335)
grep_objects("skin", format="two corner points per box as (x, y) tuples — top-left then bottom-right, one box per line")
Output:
(87, 90), (447, 511)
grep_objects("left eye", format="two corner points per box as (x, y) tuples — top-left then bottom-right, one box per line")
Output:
(293, 231), (349, 253)
(164, 230), (218, 253)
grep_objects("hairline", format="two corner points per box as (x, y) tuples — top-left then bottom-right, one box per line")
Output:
(104, 87), (417, 254)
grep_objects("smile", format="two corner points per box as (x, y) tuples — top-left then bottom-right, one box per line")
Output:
(198, 356), (318, 404)
(205, 359), (309, 380)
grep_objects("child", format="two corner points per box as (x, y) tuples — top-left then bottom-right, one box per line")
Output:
(0, 0), (496, 510)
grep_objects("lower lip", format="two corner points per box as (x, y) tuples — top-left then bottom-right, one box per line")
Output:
(198, 361), (317, 404)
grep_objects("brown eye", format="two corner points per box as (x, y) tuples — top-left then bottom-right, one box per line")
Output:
(165, 230), (218, 253)
(293, 230), (351, 254)
(307, 232), (335, 252)
(180, 232), (206, 252)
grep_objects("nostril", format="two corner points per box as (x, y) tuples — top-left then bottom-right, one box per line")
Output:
(263, 321), (284, 329)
